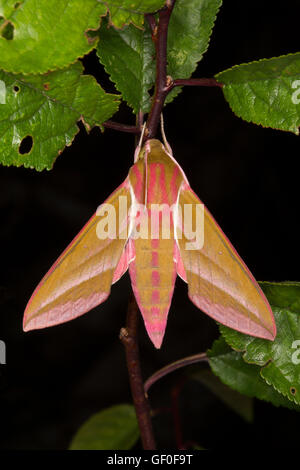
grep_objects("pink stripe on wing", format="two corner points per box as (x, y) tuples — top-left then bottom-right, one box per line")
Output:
(132, 164), (144, 202)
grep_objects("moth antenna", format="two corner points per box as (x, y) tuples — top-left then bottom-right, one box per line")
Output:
(160, 113), (173, 156)
(134, 122), (146, 163)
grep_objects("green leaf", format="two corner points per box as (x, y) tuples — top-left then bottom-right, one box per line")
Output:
(260, 281), (300, 314)
(219, 282), (300, 405)
(166, 0), (222, 103)
(191, 366), (254, 422)
(168, 0), (222, 78)
(69, 404), (139, 450)
(97, 18), (155, 113)
(0, 62), (120, 170)
(101, 0), (165, 29)
(97, 0), (222, 112)
(0, 0), (107, 74)
(208, 337), (299, 411)
(216, 53), (300, 134)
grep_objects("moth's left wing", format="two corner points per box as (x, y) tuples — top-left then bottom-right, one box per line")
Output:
(24, 180), (132, 331)
(175, 182), (276, 340)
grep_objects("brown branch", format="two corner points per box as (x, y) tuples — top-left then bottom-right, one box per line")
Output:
(103, 120), (141, 134)
(145, 1), (176, 139)
(144, 352), (209, 394)
(120, 292), (156, 450)
(145, 13), (157, 35)
(145, 1), (222, 140)
(136, 110), (144, 129)
(118, 1), (217, 450)
(171, 78), (223, 89)
(171, 377), (186, 450)
(104, 76), (222, 137)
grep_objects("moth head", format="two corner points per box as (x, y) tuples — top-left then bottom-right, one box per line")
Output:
(139, 139), (166, 161)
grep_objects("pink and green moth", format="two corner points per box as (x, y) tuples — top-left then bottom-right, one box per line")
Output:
(23, 134), (276, 348)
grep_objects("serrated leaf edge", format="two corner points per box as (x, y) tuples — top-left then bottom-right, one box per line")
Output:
(219, 327), (300, 406)
(0, 4), (109, 75)
(215, 52), (300, 84)
(261, 367), (299, 405)
(99, 0), (165, 30)
(0, 66), (120, 170)
(209, 352), (299, 410)
(260, 280), (300, 289)
(96, 26), (154, 113)
(215, 53), (300, 135)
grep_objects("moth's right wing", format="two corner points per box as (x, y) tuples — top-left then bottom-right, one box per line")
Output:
(175, 182), (276, 340)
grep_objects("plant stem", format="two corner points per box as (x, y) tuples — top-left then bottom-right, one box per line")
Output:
(144, 353), (208, 394)
(119, 0), (215, 450)
(119, 2), (175, 445)
(171, 377), (186, 449)
(170, 78), (223, 89)
(103, 120), (141, 134)
(146, 1), (175, 139)
(145, 13), (157, 35)
(120, 292), (156, 450)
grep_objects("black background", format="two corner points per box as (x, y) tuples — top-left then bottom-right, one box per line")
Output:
(0, 1), (300, 450)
